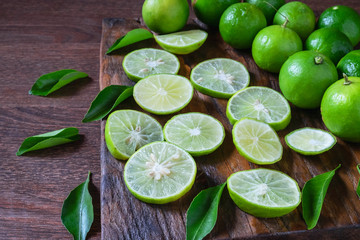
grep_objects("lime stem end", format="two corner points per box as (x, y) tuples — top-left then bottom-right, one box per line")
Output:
(315, 56), (323, 65)
(343, 73), (352, 85)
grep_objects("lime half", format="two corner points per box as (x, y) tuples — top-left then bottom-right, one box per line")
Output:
(227, 168), (301, 218)
(163, 112), (225, 156)
(133, 74), (193, 115)
(124, 141), (197, 204)
(105, 110), (164, 160)
(285, 128), (337, 155)
(232, 118), (283, 165)
(226, 86), (291, 131)
(155, 30), (208, 54)
(190, 58), (250, 98)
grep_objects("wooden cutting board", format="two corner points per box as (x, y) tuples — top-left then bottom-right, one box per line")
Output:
(99, 18), (360, 239)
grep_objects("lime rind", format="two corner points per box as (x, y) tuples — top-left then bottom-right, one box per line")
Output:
(163, 112), (225, 156)
(122, 48), (180, 82)
(190, 58), (250, 99)
(285, 128), (337, 155)
(124, 141), (197, 204)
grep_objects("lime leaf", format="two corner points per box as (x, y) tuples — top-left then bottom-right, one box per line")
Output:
(106, 28), (154, 54)
(16, 127), (79, 156)
(186, 182), (226, 240)
(302, 164), (341, 230)
(61, 172), (94, 240)
(29, 69), (88, 96)
(356, 164), (360, 198)
(82, 85), (133, 123)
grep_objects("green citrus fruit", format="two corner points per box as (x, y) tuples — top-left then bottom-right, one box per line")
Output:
(279, 50), (338, 109)
(317, 5), (360, 47)
(252, 24), (302, 73)
(305, 28), (353, 65)
(273, 1), (315, 41)
(219, 3), (267, 49)
(337, 50), (360, 78)
(245, 0), (285, 25)
(192, 0), (239, 28)
(321, 76), (360, 142)
(142, 0), (189, 34)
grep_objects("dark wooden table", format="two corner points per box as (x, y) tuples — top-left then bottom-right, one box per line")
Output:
(1, 0), (359, 239)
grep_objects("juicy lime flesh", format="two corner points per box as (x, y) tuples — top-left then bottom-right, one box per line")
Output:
(190, 58), (250, 98)
(245, 0), (285, 24)
(133, 74), (193, 115)
(123, 48), (180, 82)
(164, 113), (225, 156)
(233, 118), (282, 164)
(337, 50), (360, 78)
(105, 110), (164, 160)
(124, 142), (197, 204)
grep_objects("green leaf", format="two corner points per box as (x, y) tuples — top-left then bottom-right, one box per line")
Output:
(29, 69), (88, 96)
(302, 164), (341, 230)
(106, 28), (154, 54)
(186, 182), (226, 240)
(82, 85), (133, 123)
(61, 172), (94, 240)
(356, 165), (360, 198)
(16, 127), (80, 156)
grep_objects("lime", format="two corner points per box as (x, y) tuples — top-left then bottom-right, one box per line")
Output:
(226, 86), (291, 131)
(142, 0), (189, 34)
(252, 24), (302, 73)
(163, 113), (225, 156)
(273, 1), (315, 41)
(279, 50), (338, 109)
(133, 74), (193, 115)
(232, 118), (283, 165)
(305, 28), (353, 65)
(245, 0), (285, 25)
(192, 0), (239, 28)
(321, 76), (360, 142)
(219, 3), (267, 49)
(154, 30), (208, 55)
(285, 128), (337, 155)
(337, 50), (360, 78)
(227, 168), (301, 218)
(318, 5), (360, 47)
(105, 110), (164, 160)
(122, 48), (180, 82)
(124, 141), (197, 204)
(190, 58), (250, 99)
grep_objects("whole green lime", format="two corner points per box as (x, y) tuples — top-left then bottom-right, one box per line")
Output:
(337, 50), (360, 78)
(318, 5), (360, 47)
(142, 0), (189, 34)
(245, 0), (285, 25)
(192, 0), (239, 28)
(219, 3), (267, 49)
(279, 51), (338, 109)
(252, 24), (303, 73)
(305, 28), (353, 65)
(273, 1), (315, 41)
(321, 76), (360, 142)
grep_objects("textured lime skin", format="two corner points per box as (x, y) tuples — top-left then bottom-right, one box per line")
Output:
(273, 1), (315, 41)
(142, 0), (189, 34)
(252, 25), (302, 73)
(305, 28), (353, 65)
(337, 50), (360, 78)
(245, 0), (285, 25)
(192, 0), (239, 28)
(318, 5), (360, 47)
(279, 51), (338, 109)
(321, 77), (360, 142)
(219, 3), (266, 49)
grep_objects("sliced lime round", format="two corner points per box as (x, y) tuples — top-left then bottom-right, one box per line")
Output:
(122, 48), (180, 82)
(232, 118), (283, 165)
(190, 58), (250, 98)
(124, 141), (197, 204)
(226, 86), (291, 131)
(133, 74), (193, 115)
(285, 128), (337, 155)
(227, 168), (301, 218)
(105, 110), (164, 160)
(154, 30), (208, 54)
(163, 112), (225, 156)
